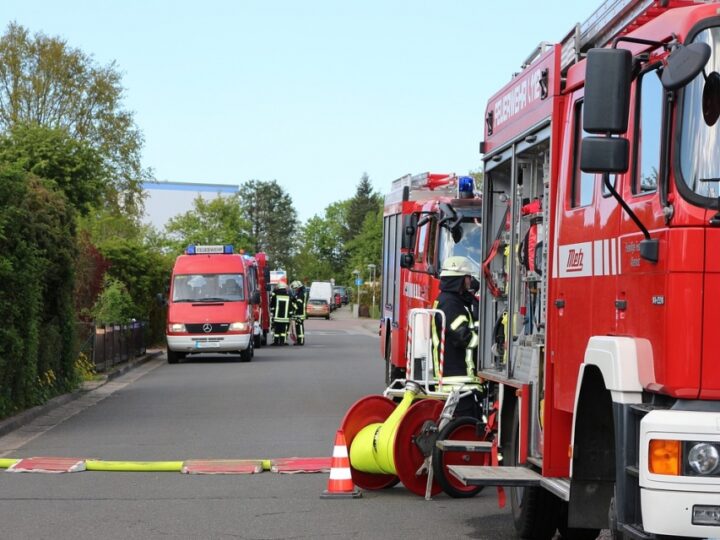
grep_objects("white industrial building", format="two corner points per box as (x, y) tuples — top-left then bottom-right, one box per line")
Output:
(141, 181), (238, 231)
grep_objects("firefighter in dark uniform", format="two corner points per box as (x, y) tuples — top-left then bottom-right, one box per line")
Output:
(432, 256), (483, 417)
(290, 280), (308, 346)
(270, 277), (293, 345)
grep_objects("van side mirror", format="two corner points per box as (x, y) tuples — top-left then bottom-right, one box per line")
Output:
(155, 293), (167, 306)
(580, 137), (629, 174)
(400, 253), (414, 269)
(250, 290), (261, 305)
(583, 48), (632, 134)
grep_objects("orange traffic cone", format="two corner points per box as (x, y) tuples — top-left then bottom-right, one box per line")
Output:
(320, 429), (361, 499)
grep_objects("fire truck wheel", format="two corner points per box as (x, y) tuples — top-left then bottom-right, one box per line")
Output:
(167, 349), (182, 364)
(384, 357), (404, 386)
(432, 416), (487, 498)
(508, 409), (562, 540)
(261, 331), (268, 346)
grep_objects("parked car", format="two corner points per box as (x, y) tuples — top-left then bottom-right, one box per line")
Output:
(334, 286), (349, 305)
(306, 299), (330, 319)
(334, 293), (342, 309)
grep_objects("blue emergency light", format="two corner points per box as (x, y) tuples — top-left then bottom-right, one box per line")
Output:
(458, 176), (474, 197)
(186, 244), (196, 255)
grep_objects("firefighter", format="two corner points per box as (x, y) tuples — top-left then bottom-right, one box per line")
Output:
(290, 280), (308, 346)
(270, 277), (293, 345)
(432, 256), (483, 417)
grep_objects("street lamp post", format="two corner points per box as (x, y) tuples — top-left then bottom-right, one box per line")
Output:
(352, 269), (360, 317)
(367, 264), (376, 318)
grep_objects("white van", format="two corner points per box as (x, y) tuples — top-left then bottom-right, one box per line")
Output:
(309, 281), (333, 309)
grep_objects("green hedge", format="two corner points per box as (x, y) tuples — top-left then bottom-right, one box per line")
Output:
(0, 168), (78, 417)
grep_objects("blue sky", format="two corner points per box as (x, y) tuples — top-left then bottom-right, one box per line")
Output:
(2, 1), (600, 223)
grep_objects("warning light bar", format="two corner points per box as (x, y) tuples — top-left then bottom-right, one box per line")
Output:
(186, 244), (234, 255)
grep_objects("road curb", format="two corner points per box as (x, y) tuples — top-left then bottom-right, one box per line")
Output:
(0, 350), (163, 438)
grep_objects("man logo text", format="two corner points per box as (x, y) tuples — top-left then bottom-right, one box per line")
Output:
(566, 249), (584, 272)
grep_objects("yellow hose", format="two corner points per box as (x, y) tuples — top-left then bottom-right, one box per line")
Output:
(0, 458), (19, 469)
(85, 460), (183, 472)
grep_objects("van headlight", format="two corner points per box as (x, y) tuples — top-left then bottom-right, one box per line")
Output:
(168, 323), (186, 333)
(229, 322), (249, 331)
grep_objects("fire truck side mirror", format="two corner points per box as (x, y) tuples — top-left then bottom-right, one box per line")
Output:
(580, 136), (629, 174)
(583, 48), (632, 134)
(400, 253), (414, 269)
(250, 290), (261, 305)
(402, 214), (418, 250)
(661, 42), (711, 91)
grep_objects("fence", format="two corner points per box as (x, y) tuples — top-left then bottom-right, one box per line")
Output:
(77, 321), (147, 373)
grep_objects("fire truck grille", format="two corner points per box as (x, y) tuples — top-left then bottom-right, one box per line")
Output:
(185, 323), (230, 334)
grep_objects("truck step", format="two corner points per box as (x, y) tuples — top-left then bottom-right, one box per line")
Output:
(448, 465), (543, 487)
(435, 440), (493, 452)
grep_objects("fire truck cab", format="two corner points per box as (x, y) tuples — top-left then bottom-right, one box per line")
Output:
(447, 1), (720, 538)
(380, 172), (482, 385)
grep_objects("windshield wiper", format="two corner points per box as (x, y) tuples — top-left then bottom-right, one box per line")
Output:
(699, 178), (720, 182)
(195, 297), (227, 302)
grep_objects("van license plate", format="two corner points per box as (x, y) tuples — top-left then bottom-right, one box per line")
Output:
(195, 342), (220, 349)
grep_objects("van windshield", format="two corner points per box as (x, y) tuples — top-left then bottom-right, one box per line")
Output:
(172, 273), (245, 302)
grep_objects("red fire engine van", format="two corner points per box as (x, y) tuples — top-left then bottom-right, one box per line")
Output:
(380, 172), (482, 385)
(446, 1), (720, 538)
(165, 245), (261, 364)
(243, 251), (270, 347)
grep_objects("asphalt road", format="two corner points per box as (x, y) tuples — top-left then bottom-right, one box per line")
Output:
(0, 306), (516, 540)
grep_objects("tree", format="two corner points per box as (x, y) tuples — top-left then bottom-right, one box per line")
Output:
(345, 205), (383, 286)
(0, 166), (78, 416)
(347, 173), (382, 242)
(0, 22), (148, 214)
(163, 194), (252, 254)
(237, 180), (298, 269)
(0, 123), (105, 214)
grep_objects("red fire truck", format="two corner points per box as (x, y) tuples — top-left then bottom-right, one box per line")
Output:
(380, 172), (482, 385)
(446, 1), (720, 538)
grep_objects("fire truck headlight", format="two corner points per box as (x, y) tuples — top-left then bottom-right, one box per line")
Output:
(648, 439), (680, 475)
(229, 322), (249, 332)
(685, 442), (720, 476)
(168, 323), (186, 333)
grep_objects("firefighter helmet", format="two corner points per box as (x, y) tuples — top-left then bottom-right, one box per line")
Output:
(440, 256), (477, 277)
(290, 280), (303, 290)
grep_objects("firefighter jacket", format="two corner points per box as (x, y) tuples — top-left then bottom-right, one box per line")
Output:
(270, 286), (293, 323)
(432, 275), (479, 379)
(292, 288), (308, 321)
